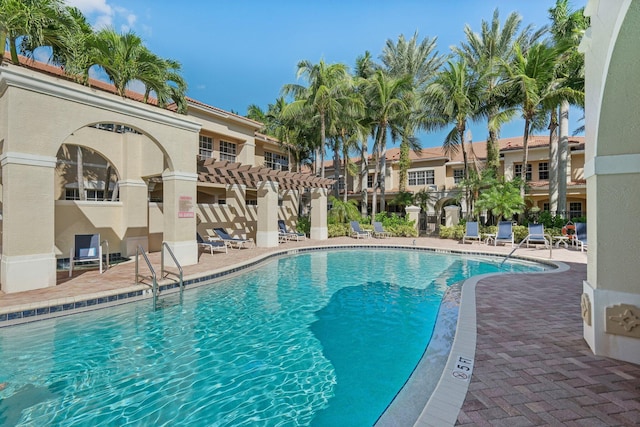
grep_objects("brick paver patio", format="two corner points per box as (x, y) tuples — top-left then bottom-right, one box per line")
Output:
(456, 261), (640, 426)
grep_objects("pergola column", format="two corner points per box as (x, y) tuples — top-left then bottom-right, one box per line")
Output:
(225, 184), (248, 238)
(310, 187), (328, 240)
(162, 170), (198, 267)
(1, 153), (57, 292)
(256, 181), (279, 247)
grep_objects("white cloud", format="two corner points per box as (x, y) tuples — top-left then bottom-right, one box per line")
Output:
(65, 0), (111, 15)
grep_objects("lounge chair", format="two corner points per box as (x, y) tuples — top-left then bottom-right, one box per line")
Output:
(69, 233), (106, 277)
(372, 221), (391, 238)
(213, 227), (254, 249)
(197, 233), (227, 254)
(524, 223), (549, 248)
(574, 222), (587, 252)
(494, 221), (514, 247)
(278, 220), (306, 241)
(350, 221), (370, 239)
(462, 221), (481, 244)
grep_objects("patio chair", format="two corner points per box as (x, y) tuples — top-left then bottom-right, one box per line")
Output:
(574, 222), (587, 252)
(494, 221), (514, 247)
(278, 220), (306, 241)
(213, 227), (254, 249)
(372, 222), (391, 238)
(197, 233), (227, 254)
(524, 223), (550, 248)
(69, 233), (106, 277)
(462, 221), (481, 244)
(350, 221), (370, 239)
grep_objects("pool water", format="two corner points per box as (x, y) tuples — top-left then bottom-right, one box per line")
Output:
(0, 249), (546, 426)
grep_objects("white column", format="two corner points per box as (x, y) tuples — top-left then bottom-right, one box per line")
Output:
(119, 179), (148, 256)
(1, 153), (57, 292)
(405, 205), (421, 235)
(256, 181), (279, 247)
(444, 205), (460, 227)
(310, 187), (328, 240)
(161, 171), (198, 267)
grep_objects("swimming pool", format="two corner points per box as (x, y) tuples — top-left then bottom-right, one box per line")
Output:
(0, 249), (547, 426)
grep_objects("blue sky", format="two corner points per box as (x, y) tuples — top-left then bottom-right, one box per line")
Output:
(64, 0), (586, 148)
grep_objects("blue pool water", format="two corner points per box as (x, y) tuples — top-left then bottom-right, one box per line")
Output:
(0, 249), (546, 426)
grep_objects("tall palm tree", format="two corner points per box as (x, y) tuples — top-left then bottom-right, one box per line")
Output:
(548, 0), (588, 215)
(380, 32), (444, 194)
(282, 59), (349, 178)
(423, 58), (484, 181)
(454, 9), (546, 173)
(353, 51), (378, 216)
(501, 42), (559, 197)
(365, 70), (412, 216)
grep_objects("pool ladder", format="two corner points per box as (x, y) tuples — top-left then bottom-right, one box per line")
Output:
(499, 233), (553, 268)
(135, 243), (184, 310)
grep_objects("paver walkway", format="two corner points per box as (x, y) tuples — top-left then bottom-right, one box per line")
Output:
(456, 262), (640, 426)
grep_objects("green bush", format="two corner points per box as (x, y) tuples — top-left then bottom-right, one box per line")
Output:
(387, 224), (418, 237)
(297, 215), (310, 236)
(328, 223), (350, 237)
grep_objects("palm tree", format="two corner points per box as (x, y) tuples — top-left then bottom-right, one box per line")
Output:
(380, 32), (444, 194)
(353, 51), (378, 216)
(501, 42), (559, 197)
(365, 70), (412, 216)
(88, 28), (147, 97)
(454, 9), (546, 173)
(0, 0), (73, 64)
(475, 176), (524, 222)
(282, 59), (349, 178)
(548, 0), (588, 215)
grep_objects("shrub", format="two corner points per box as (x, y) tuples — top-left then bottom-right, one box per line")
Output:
(387, 224), (418, 237)
(297, 215), (310, 236)
(328, 223), (350, 237)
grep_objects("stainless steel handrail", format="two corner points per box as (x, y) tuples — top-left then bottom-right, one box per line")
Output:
(135, 245), (158, 310)
(499, 233), (553, 268)
(161, 242), (184, 297)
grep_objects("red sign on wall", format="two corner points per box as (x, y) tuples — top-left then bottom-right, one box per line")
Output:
(178, 196), (194, 218)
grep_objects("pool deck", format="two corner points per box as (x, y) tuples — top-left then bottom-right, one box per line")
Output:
(1, 236), (638, 425)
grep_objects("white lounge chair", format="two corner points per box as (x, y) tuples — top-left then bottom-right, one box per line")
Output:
(69, 233), (106, 277)
(574, 222), (587, 252)
(213, 228), (254, 249)
(350, 221), (370, 239)
(524, 223), (549, 248)
(462, 221), (481, 244)
(278, 220), (306, 241)
(372, 222), (391, 238)
(494, 221), (514, 247)
(197, 233), (228, 254)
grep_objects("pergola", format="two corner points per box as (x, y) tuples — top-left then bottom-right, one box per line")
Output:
(197, 158), (335, 190)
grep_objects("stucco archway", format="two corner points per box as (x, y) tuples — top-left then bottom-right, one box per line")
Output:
(581, 0), (640, 364)
(0, 64), (201, 293)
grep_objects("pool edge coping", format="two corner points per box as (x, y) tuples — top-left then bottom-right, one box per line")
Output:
(412, 260), (570, 427)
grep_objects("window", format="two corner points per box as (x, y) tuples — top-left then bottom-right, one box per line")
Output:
(453, 169), (464, 184)
(336, 176), (345, 190)
(543, 202), (550, 212)
(515, 163), (532, 181)
(199, 135), (213, 159)
(264, 151), (289, 171)
(220, 140), (237, 162)
(408, 170), (434, 186)
(367, 174), (374, 188)
(569, 202), (582, 218)
(65, 189), (112, 201)
(538, 162), (549, 180)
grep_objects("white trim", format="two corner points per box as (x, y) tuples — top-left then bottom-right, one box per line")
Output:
(118, 179), (148, 188)
(584, 153), (640, 178)
(161, 171), (198, 182)
(0, 151), (57, 168)
(0, 65), (202, 133)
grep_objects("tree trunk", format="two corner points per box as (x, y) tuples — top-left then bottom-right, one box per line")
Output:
(333, 141), (340, 198)
(371, 150), (379, 220)
(319, 112), (326, 179)
(360, 140), (368, 217)
(379, 139), (387, 214)
(103, 163), (112, 201)
(521, 120), (531, 200)
(558, 100), (569, 215)
(77, 146), (86, 201)
(342, 145), (349, 203)
(548, 107), (559, 213)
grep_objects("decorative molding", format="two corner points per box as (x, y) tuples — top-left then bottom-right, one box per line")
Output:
(161, 171), (198, 182)
(584, 153), (640, 178)
(581, 293), (592, 326)
(0, 151), (57, 168)
(606, 304), (640, 338)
